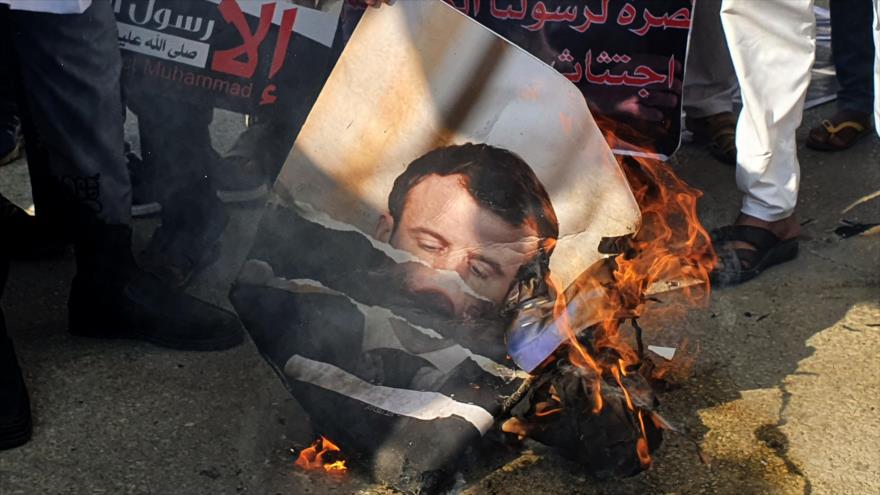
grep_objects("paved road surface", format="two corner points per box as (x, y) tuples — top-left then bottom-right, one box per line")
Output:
(0, 103), (877, 494)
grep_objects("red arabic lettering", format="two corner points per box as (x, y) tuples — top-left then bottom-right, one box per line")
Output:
(564, 63), (583, 82)
(260, 84), (277, 105)
(630, 7), (691, 36)
(490, 0), (528, 20)
(666, 8), (691, 28)
(584, 49), (670, 89)
(269, 7), (298, 79)
(628, 63), (667, 86)
(556, 48), (582, 82)
(524, 1), (577, 31)
(570, 0), (609, 33)
(446, 0), (481, 15)
(211, 0), (274, 78)
(616, 3), (636, 26)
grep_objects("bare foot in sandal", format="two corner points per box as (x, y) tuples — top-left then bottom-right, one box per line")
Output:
(806, 109), (873, 151)
(710, 214), (800, 288)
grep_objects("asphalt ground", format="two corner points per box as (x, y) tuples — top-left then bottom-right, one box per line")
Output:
(0, 102), (878, 494)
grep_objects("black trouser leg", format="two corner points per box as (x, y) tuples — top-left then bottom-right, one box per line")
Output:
(0, 227), (33, 450)
(3, 1), (136, 288)
(830, 0), (875, 113)
(0, 44), (16, 127)
(127, 95), (223, 233)
(4, 1), (130, 229)
(0, 5), (241, 352)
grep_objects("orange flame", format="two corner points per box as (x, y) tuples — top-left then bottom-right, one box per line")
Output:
(636, 411), (651, 467)
(540, 117), (717, 469)
(294, 436), (348, 476)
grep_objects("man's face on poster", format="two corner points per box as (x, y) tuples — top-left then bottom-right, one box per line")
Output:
(376, 174), (543, 320)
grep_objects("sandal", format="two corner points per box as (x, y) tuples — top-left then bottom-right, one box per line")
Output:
(806, 113), (872, 151)
(710, 225), (799, 288)
(686, 112), (737, 166)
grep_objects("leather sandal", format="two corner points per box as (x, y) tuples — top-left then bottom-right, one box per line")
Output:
(710, 225), (799, 288)
(807, 114), (872, 151)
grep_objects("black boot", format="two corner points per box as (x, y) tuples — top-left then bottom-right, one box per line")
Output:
(0, 323), (31, 450)
(68, 223), (243, 351)
(0, 253), (32, 450)
(141, 178), (228, 288)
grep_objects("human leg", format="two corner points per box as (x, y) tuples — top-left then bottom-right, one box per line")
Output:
(0, 210), (32, 451)
(807, 0), (875, 150)
(0, 52), (22, 167)
(128, 96), (229, 288)
(683, 0), (737, 118)
(683, 0), (739, 165)
(5, 2), (242, 349)
(713, 0), (815, 286)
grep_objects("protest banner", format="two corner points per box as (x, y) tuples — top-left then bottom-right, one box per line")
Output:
(445, 0), (693, 159)
(116, 0), (345, 114)
(116, 0), (693, 162)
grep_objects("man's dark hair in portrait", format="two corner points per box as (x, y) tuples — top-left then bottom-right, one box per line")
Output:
(387, 143), (559, 252)
(375, 143), (559, 320)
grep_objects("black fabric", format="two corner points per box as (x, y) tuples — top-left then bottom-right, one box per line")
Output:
(830, 0), (875, 112)
(0, 232), (32, 451)
(0, 1), (130, 227)
(0, 36), (15, 127)
(68, 223), (243, 350)
(126, 97), (216, 197)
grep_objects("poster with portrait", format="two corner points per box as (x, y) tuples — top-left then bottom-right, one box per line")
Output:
(229, 1), (642, 491)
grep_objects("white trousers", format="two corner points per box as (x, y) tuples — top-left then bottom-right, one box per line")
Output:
(721, 0), (816, 222)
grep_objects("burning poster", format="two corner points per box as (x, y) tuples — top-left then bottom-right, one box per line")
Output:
(445, 0), (693, 159)
(230, 1), (665, 492)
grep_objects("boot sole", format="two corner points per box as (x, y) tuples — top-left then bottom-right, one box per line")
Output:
(0, 400), (32, 451)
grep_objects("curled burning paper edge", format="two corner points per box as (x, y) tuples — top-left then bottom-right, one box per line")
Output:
(647, 345), (676, 361)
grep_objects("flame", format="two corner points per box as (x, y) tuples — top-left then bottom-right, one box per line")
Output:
(294, 436), (348, 476)
(610, 365), (634, 411)
(636, 411), (651, 467)
(538, 117), (717, 469)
